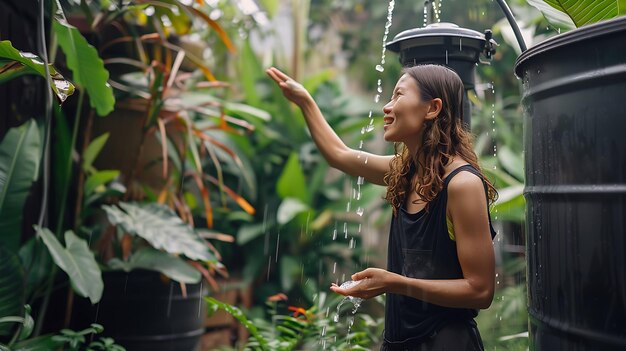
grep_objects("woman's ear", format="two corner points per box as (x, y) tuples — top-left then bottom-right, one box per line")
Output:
(425, 98), (442, 120)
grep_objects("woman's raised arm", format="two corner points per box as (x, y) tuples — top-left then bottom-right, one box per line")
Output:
(266, 67), (391, 186)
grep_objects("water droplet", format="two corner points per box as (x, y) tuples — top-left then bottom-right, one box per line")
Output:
(344, 222), (348, 238)
(366, 124), (375, 133)
(356, 207), (364, 216)
(375, 94), (380, 103)
(357, 176), (365, 185)
(332, 228), (337, 240)
(375, 64), (384, 72)
(333, 262), (337, 273)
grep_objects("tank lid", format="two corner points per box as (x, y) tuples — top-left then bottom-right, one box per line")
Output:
(386, 23), (486, 52)
(514, 16), (626, 78)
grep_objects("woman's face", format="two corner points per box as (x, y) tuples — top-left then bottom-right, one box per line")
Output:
(382, 74), (431, 145)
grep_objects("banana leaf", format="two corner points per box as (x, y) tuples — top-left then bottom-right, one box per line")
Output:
(0, 120), (41, 252)
(0, 245), (25, 338)
(527, 0), (625, 28)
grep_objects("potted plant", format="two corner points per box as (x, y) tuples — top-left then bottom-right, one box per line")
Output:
(515, 2), (625, 350)
(1, 0), (260, 349)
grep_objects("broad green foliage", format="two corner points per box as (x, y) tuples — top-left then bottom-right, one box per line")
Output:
(0, 120), (41, 252)
(527, 0), (626, 28)
(53, 21), (115, 116)
(34, 227), (103, 304)
(102, 202), (216, 262)
(108, 249), (202, 284)
(0, 246), (25, 338)
(0, 41), (75, 101)
(277, 153), (309, 204)
(205, 294), (384, 351)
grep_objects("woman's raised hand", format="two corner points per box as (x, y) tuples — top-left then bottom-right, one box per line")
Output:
(265, 67), (311, 106)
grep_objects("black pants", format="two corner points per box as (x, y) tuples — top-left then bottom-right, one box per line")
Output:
(380, 321), (485, 351)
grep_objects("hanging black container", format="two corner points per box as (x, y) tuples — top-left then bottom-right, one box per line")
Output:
(514, 16), (626, 350)
(71, 270), (205, 351)
(386, 22), (496, 128)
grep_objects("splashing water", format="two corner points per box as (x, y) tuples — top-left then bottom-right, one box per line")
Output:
(333, 280), (364, 323)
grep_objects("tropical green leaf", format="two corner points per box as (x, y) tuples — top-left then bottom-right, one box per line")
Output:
(17, 305), (33, 341)
(224, 102), (271, 122)
(102, 202), (215, 261)
(84, 170), (119, 197)
(492, 185), (526, 223)
(0, 40), (75, 101)
(18, 239), (53, 301)
(35, 227), (103, 304)
(10, 334), (65, 351)
(107, 248), (201, 284)
(276, 153), (308, 203)
(53, 21), (115, 116)
(0, 120), (41, 252)
(279, 255), (300, 291)
(82, 133), (109, 173)
(526, 0), (621, 28)
(237, 221), (272, 246)
(497, 145), (524, 182)
(0, 245), (25, 337)
(277, 198), (310, 225)
(205, 297), (269, 351)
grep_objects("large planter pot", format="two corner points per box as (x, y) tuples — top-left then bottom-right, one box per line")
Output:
(71, 270), (205, 351)
(514, 16), (626, 351)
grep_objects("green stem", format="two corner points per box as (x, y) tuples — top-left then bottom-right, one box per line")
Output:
(56, 88), (84, 235)
(34, 88), (84, 336)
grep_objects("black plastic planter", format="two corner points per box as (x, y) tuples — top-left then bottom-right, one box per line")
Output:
(71, 270), (205, 351)
(514, 16), (626, 351)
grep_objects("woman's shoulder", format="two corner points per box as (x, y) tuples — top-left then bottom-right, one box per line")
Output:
(446, 169), (485, 200)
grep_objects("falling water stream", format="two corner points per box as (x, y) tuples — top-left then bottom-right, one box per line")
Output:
(324, 0), (395, 348)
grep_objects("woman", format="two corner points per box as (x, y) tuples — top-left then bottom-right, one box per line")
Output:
(266, 64), (496, 351)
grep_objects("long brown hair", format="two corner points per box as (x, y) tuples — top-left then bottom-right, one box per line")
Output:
(383, 64), (497, 214)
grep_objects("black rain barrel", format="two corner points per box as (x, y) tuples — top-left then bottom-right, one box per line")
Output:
(514, 16), (626, 351)
(71, 270), (205, 351)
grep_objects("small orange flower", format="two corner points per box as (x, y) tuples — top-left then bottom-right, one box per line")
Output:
(267, 293), (288, 302)
(288, 306), (308, 318)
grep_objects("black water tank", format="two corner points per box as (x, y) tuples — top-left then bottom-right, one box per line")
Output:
(72, 270), (205, 351)
(514, 16), (626, 350)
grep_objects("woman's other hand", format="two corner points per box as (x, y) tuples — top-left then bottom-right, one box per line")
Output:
(265, 67), (312, 106)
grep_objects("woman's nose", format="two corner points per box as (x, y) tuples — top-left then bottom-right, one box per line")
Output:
(382, 100), (393, 114)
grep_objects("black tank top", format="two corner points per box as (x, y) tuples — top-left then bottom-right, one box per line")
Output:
(384, 164), (497, 346)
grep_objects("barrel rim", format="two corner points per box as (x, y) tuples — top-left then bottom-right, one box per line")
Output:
(514, 16), (626, 78)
